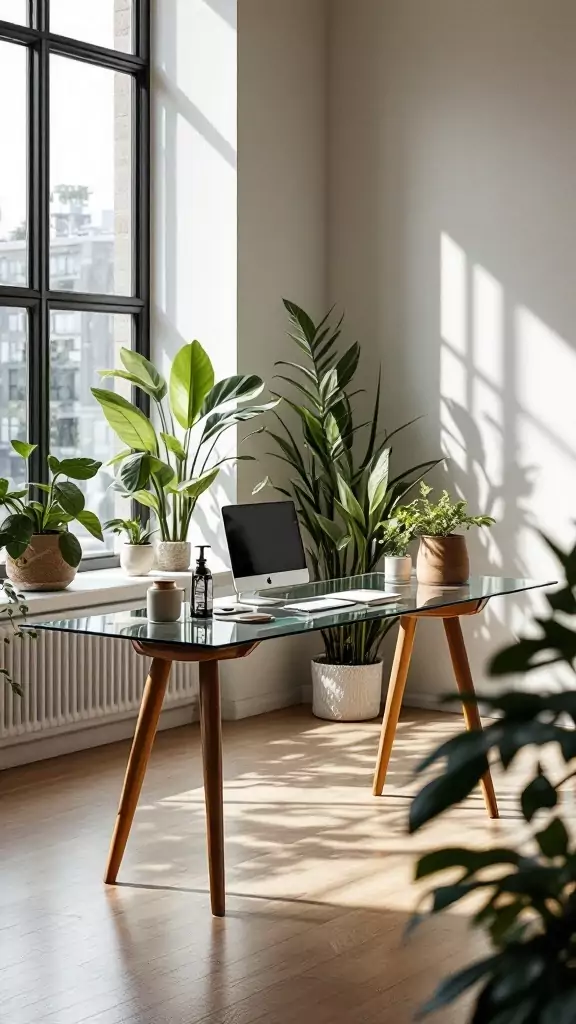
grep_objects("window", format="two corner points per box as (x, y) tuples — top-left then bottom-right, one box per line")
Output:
(0, 2), (150, 565)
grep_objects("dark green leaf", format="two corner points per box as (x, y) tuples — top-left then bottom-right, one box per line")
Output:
(58, 531), (82, 568)
(119, 452), (152, 492)
(415, 846), (520, 881)
(53, 481), (85, 517)
(535, 817), (569, 858)
(56, 458), (102, 481)
(521, 772), (558, 822)
(200, 374), (265, 417)
(91, 388), (158, 453)
(409, 753), (489, 832)
(76, 510), (103, 542)
(416, 955), (501, 1018)
(541, 990), (576, 1024)
(160, 432), (186, 461)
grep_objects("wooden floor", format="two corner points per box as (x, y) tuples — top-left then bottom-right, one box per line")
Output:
(0, 706), (525, 1024)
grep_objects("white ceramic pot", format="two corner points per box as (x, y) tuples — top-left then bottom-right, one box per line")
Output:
(311, 657), (383, 721)
(384, 554), (412, 584)
(155, 540), (191, 572)
(120, 543), (155, 577)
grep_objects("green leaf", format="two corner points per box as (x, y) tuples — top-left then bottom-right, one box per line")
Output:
(53, 481), (85, 517)
(106, 449), (134, 467)
(160, 432), (186, 461)
(521, 772), (558, 823)
(91, 388), (158, 453)
(119, 347), (167, 400)
(119, 452), (152, 493)
(415, 955), (502, 1019)
(283, 299), (316, 349)
(0, 478), (8, 499)
(47, 454), (61, 475)
(58, 531), (82, 568)
(409, 753), (489, 833)
(149, 457), (175, 490)
(200, 374), (265, 417)
(415, 846), (520, 881)
(252, 476), (271, 495)
(98, 369), (165, 402)
(0, 513), (34, 558)
(132, 489), (160, 512)
(170, 340), (215, 429)
(76, 510), (103, 541)
(535, 817), (568, 857)
(201, 401), (279, 444)
(542, 990), (576, 1024)
(57, 458), (102, 481)
(314, 514), (344, 546)
(10, 440), (37, 460)
(367, 448), (390, 515)
(337, 475), (365, 527)
(334, 342), (360, 390)
(177, 468), (219, 501)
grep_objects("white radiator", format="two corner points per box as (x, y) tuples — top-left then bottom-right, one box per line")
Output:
(0, 620), (197, 758)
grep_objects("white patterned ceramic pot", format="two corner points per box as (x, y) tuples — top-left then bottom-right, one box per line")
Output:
(311, 657), (383, 721)
(155, 540), (191, 572)
(384, 554), (412, 584)
(120, 543), (155, 577)
(6, 534), (77, 591)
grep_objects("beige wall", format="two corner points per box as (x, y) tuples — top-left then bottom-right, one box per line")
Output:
(328, 0), (576, 698)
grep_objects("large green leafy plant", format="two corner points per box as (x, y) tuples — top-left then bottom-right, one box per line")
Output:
(92, 344), (275, 542)
(409, 535), (576, 1022)
(0, 441), (103, 567)
(262, 301), (440, 665)
(398, 482), (495, 537)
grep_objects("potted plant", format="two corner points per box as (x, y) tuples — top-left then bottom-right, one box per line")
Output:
(399, 482), (495, 586)
(104, 517), (156, 576)
(381, 519), (414, 583)
(92, 344), (275, 571)
(0, 441), (103, 590)
(408, 534), (576, 1022)
(260, 300), (441, 721)
(0, 580), (36, 695)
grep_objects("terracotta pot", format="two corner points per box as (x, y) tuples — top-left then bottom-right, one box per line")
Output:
(6, 534), (77, 591)
(416, 534), (470, 586)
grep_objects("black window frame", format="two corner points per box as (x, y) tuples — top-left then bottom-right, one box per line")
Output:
(0, 0), (150, 569)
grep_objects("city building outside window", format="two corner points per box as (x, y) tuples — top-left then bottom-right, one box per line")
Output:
(0, 1), (150, 565)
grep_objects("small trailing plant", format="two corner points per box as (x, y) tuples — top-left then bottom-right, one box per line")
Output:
(399, 481), (495, 537)
(104, 517), (155, 546)
(0, 579), (37, 696)
(0, 441), (103, 567)
(408, 533), (576, 1022)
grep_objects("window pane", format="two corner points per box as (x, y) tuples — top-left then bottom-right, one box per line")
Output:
(50, 56), (132, 295)
(0, 43), (28, 286)
(50, 1), (133, 53)
(0, 1), (28, 24)
(0, 307), (27, 493)
(50, 311), (132, 556)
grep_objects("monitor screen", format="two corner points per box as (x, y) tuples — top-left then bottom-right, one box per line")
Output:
(222, 501), (307, 579)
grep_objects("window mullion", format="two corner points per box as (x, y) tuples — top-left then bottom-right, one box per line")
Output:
(28, 33), (50, 487)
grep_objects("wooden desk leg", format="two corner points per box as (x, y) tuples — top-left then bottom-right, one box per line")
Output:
(372, 616), (417, 796)
(104, 656), (172, 884)
(443, 617), (499, 820)
(198, 659), (225, 917)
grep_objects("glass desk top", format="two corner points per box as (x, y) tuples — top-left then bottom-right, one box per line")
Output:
(27, 574), (554, 652)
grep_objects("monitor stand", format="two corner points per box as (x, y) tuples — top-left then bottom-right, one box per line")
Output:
(237, 593), (285, 607)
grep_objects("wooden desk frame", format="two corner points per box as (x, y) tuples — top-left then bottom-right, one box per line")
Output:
(372, 599), (499, 819)
(104, 601), (498, 918)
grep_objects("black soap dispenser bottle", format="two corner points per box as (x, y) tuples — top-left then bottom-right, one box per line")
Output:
(192, 545), (213, 618)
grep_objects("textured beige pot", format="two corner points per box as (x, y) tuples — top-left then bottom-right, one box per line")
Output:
(311, 657), (383, 721)
(155, 540), (191, 572)
(416, 535), (470, 586)
(6, 534), (77, 591)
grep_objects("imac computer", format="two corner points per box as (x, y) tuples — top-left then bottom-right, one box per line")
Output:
(221, 501), (309, 595)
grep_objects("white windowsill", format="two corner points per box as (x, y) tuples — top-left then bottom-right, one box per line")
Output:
(0, 567), (235, 618)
